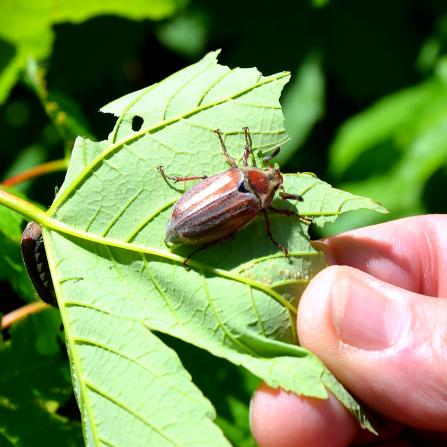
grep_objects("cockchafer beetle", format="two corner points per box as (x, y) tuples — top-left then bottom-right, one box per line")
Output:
(21, 221), (57, 307)
(158, 127), (309, 265)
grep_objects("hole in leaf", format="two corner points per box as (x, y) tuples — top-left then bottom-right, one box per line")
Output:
(132, 115), (144, 131)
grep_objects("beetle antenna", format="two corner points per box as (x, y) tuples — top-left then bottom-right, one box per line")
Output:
(214, 129), (237, 168)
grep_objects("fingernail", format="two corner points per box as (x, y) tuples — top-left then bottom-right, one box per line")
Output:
(331, 271), (410, 350)
(311, 239), (337, 265)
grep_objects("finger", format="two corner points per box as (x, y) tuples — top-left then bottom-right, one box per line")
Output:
(313, 214), (447, 296)
(298, 265), (447, 430)
(250, 383), (358, 447)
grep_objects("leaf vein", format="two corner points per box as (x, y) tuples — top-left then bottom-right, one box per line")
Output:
(196, 68), (233, 107)
(200, 273), (258, 356)
(248, 286), (267, 337)
(84, 379), (182, 446)
(126, 198), (177, 242)
(235, 250), (320, 273)
(102, 185), (145, 237)
(230, 99), (282, 110)
(162, 58), (218, 120)
(72, 336), (205, 405)
(109, 84), (158, 144)
(48, 71), (289, 215)
(98, 437), (118, 447)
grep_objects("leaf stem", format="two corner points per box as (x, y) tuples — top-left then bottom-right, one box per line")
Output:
(1, 301), (49, 330)
(0, 188), (296, 315)
(1, 159), (68, 187)
(0, 188), (49, 222)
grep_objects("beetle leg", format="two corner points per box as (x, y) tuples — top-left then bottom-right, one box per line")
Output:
(262, 210), (288, 255)
(279, 190), (304, 202)
(242, 127), (251, 167)
(214, 129), (238, 168)
(269, 206), (313, 224)
(157, 166), (207, 184)
(182, 244), (210, 269)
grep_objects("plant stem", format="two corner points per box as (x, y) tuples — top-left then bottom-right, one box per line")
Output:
(1, 159), (68, 187)
(1, 301), (49, 330)
(0, 188), (49, 222)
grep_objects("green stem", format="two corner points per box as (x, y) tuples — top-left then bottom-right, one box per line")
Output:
(0, 189), (296, 316)
(0, 188), (49, 222)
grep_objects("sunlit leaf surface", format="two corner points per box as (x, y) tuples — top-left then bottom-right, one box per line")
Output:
(42, 52), (383, 445)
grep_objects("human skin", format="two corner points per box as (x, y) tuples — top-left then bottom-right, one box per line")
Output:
(250, 215), (447, 446)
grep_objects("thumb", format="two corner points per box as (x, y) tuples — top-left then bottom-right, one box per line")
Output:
(298, 265), (447, 431)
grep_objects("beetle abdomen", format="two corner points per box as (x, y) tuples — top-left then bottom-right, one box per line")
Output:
(166, 169), (260, 245)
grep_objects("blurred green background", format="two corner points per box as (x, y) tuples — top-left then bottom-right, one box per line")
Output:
(1, 0), (447, 445)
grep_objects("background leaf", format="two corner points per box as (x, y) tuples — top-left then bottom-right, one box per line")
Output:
(0, 198), (34, 300)
(277, 53), (325, 165)
(0, 0), (184, 103)
(328, 77), (447, 232)
(0, 309), (83, 446)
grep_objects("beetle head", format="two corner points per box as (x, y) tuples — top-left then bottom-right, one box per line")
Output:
(267, 168), (283, 190)
(245, 167), (283, 208)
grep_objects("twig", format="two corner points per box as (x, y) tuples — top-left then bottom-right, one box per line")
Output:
(2, 159), (67, 187)
(1, 301), (49, 330)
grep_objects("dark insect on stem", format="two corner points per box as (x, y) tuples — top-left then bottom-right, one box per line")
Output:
(21, 222), (57, 307)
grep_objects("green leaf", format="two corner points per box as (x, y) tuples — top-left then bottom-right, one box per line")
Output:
(156, 12), (208, 58)
(29, 52), (381, 444)
(24, 58), (94, 152)
(0, 199), (34, 300)
(0, 0), (183, 103)
(160, 337), (258, 447)
(216, 395), (256, 447)
(278, 53), (325, 164)
(0, 309), (83, 446)
(329, 79), (447, 177)
(328, 78), (447, 230)
(311, 0), (330, 8)
(52, 0), (185, 23)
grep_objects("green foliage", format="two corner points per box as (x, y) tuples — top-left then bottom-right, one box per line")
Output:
(0, 201), (33, 300)
(0, 0), (184, 103)
(0, 309), (83, 446)
(277, 53), (325, 165)
(329, 77), (447, 231)
(156, 11), (207, 58)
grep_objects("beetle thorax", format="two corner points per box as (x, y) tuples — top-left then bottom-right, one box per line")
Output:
(243, 167), (283, 208)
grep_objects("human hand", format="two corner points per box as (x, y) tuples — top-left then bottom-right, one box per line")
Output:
(250, 215), (447, 446)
